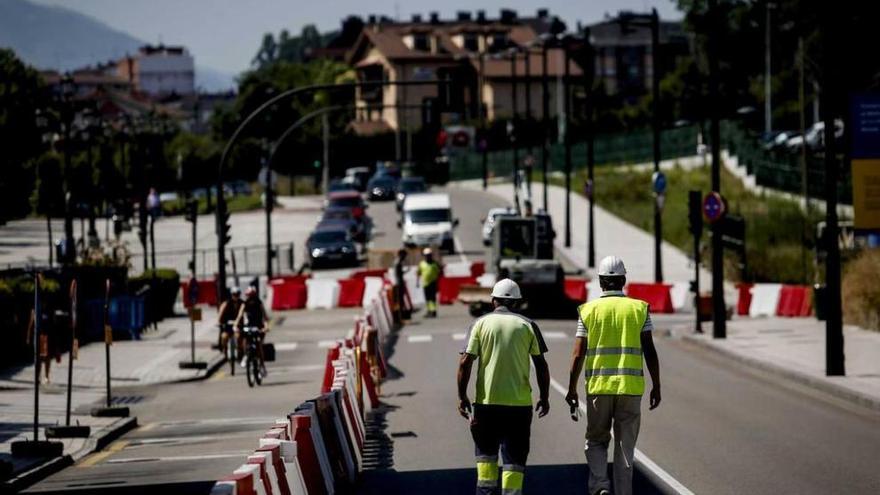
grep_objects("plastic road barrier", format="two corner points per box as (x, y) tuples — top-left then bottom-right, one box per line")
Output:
(291, 408), (334, 495)
(248, 452), (280, 495)
(213, 471), (256, 495)
(564, 277), (589, 303)
(361, 277), (385, 308)
(438, 276), (477, 305)
(350, 269), (387, 280)
(306, 279), (340, 310)
(587, 278), (602, 302)
(626, 283), (675, 313)
(749, 284), (782, 317)
(470, 261), (486, 278)
(736, 283), (754, 316)
(444, 261), (473, 277)
(270, 279), (307, 310)
(181, 279), (219, 307)
(259, 439), (308, 495)
(670, 282), (692, 313)
(337, 279), (366, 308)
(233, 464), (266, 495)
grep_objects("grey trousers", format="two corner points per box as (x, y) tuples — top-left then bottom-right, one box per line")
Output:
(584, 395), (642, 495)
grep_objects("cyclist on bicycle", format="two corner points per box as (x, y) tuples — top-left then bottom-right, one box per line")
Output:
(217, 286), (243, 354)
(234, 286), (269, 374)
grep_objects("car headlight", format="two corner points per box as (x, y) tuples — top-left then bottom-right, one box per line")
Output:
(341, 246), (354, 254)
(396, 193), (405, 201)
(311, 248), (325, 257)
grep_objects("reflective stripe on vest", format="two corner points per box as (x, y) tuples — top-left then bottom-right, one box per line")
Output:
(578, 296), (647, 395)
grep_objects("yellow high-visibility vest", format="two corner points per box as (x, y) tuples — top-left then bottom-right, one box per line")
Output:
(419, 260), (440, 286)
(578, 296), (647, 395)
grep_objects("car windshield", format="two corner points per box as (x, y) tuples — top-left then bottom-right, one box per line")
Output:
(407, 208), (451, 224)
(329, 197), (361, 208)
(370, 177), (395, 187)
(323, 209), (353, 221)
(400, 180), (426, 193)
(310, 231), (348, 243)
(329, 182), (355, 192)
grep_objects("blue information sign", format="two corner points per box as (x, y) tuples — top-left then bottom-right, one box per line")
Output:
(652, 171), (667, 195)
(851, 94), (880, 159)
(702, 192), (726, 224)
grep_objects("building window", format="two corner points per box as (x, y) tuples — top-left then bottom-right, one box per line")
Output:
(463, 33), (479, 52)
(413, 33), (430, 52)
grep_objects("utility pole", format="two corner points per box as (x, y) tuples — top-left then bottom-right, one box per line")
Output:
(563, 42), (572, 248)
(541, 41), (550, 212)
(582, 30), (596, 269)
(322, 112), (330, 195)
(821, 5), (844, 376)
(263, 146), (274, 279)
(510, 49), (520, 212)
(479, 54), (488, 190)
(524, 46), (533, 197)
(707, 0), (726, 339)
(651, 8), (664, 283)
(764, 1), (773, 136)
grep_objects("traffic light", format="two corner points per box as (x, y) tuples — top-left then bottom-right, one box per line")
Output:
(184, 200), (198, 223)
(218, 206), (231, 247)
(688, 190), (703, 235)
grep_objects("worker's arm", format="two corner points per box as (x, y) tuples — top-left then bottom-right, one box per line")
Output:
(456, 353), (475, 419)
(531, 354), (550, 418)
(641, 331), (662, 410)
(566, 337), (587, 414)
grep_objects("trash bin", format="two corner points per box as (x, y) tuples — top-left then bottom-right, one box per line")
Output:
(813, 284), (827, 321)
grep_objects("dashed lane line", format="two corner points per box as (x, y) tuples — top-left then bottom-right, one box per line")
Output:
(273, 342), (299, 352)
(105, 452), (251, 464)
(452, 333), (467, 341)
(543, 331), (570, 340)
(406, 334), (434, 343)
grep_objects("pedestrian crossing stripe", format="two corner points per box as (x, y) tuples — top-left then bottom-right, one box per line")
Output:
(274, 342), (299, 351)
(542, 331), (569, 340)
(317, 340), (338, 348)
(452, 333), (467, 341)
(407, 334), (433, 343)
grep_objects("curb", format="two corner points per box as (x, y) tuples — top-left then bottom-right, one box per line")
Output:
(170, 352), (227, 384)
(682, 334), (880, 412)
(2, 416), (138, 493)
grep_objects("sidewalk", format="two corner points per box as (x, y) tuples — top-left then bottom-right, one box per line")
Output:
(680, 317), (880, 411)
(0, 309), (223, 489)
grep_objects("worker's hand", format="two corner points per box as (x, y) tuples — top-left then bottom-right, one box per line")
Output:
(535, 398), (550, 418)
(649, 386), (662, 410)
(565, 390), (579, 419)
(458, 397), (472, 419)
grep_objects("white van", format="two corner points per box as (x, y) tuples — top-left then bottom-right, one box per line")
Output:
(400, 193), (458, 253)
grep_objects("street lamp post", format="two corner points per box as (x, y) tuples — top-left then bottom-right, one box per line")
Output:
(563, 40), (572, 248)
(262, 139), (274, 279)
(509, 48), (520, 213)
(650, 9), (664, 283)
(582, 30), (597, 269)
(707, 0), (726, 338)
(60, 74), (76, 265)
(540, 40), (550, 212)
(478, 53), (488, 190)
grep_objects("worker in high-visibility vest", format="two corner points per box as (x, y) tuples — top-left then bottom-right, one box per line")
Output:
(565, 256), (661, 495)
(417, 248), (441, 318)
(458, 279), (550, 495)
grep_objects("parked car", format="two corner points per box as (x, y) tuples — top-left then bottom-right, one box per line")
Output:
(367, 175), (397, 201)
(395, 176), (427, 211)
(481, 207), (517, 246)
(307, 226), (358, 269)
(344, 167), (371, 192)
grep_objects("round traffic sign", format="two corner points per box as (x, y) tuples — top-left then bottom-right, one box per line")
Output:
(652, 171), (667, 195)
(702, 191), (726, 223)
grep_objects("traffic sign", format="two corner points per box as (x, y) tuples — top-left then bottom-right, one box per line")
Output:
(702, 192), (726, 223)
(652, 171), (667, 195)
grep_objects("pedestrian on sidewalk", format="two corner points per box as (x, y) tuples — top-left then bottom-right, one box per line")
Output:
(458, 279), (551, 495)
(417, 248), (441, 318)
(565, 256), (661, 495)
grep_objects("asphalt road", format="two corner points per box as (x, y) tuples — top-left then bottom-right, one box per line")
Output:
(24, 184), (880, 494)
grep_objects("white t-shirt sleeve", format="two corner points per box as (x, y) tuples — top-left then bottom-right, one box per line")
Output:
(575, 318), (587, 338)
(642, 313), (654, 332)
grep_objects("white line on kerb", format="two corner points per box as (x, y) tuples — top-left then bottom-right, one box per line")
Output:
(548, 377), (694, 495)
(407, 334), (433, 343)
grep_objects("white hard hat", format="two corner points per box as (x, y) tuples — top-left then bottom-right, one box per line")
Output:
(422, 247), (433, 256)
(491, 278), (522, 300)
(597, 255), (627, 277)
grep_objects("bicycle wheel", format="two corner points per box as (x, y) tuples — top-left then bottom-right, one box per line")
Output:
(251, 355), (263, 386)
(245, 353), (256, 387)
(227, 335), (236, 376)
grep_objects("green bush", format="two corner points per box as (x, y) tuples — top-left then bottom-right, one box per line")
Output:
(842, 249), (880, 332)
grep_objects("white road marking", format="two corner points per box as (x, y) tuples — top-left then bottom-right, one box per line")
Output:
(155, 416), (278, 427)
(317, 340), (339, 349)
(273, 342), (299, 351)
(452, 333), (467, 341)
(548, 377), (694, 495)
(407, 334), (434, 343)
(543, 331), (569, 340)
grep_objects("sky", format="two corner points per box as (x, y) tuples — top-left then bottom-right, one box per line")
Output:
(32, 0), (682, 76)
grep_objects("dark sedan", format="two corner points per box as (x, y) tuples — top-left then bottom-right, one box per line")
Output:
(307, 227), (358, 269)
(367, 176), (397, 201)
(320, 206), (367, 243)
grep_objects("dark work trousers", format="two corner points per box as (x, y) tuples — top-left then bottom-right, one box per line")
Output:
(470, 404), (532, 495)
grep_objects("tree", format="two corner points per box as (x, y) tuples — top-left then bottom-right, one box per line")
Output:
(0, 48), (48, 223)
(252, 33), (278, 69)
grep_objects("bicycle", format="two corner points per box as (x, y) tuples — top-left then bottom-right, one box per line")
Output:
(241, 326), (264, 387)
(219, 321), (237, 376)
